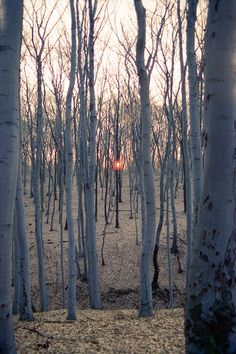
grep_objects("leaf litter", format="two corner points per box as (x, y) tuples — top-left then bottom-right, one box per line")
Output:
(15, 308), (184, 353)
(19, 173), (187, 353)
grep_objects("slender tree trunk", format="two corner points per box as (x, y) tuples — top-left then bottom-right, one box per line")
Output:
(170, 112), (178, 255)
(76, 0), (89, 284)
(12, 214), (20, 316)
(15, 115), (33, 321)
(152, 144), (168, 290)
(166, 159), (173, 308)
(187, 0), (202, 229)
(115, 169), (120, 228)
(66, 0), (77, 321)
(0, 1), (23, 352)
(46, 162), (53, 224)
(85, 0), (101, 309)
(177, 0), (193, 276)
(16, 159), (33, 321)
(34, 57), (48, 312)
(134, 0), (156, 317)
(59, 158), (65, 307)
(50, 158), (57, 231)
(185, 2), (236, 352)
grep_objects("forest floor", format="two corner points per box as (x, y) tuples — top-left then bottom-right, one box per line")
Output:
(15, 308), (184, 353)
(16, 171), (187, 352)
(24, 171), (187, 311)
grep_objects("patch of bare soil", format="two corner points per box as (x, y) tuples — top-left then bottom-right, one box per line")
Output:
(24, 171), (186, 311)
(15, 308), (184, 353)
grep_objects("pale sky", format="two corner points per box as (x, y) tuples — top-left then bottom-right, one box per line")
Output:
(22, 0), (157, 85)
(22, 0), (196, 105)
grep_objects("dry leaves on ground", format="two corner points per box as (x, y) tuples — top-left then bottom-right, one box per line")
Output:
(15, 308), (184, 353)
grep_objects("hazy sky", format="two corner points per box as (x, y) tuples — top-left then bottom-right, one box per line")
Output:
(22, 0), (183, 103)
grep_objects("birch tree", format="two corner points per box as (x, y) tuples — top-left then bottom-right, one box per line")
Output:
(187, 0), (202, 228)
(47, 43), (66, 304)
(23, 0), (58, 311)
(85, 0), (101, 309)
(15, 124), (33, 321)
(0, 1), (23, 352)
(185, 1), (236, 352)
(177, 0), (193, 274)
(134, 0), (156, 317)
(66, 0), (77, 320)
(76, 0), (89, 282)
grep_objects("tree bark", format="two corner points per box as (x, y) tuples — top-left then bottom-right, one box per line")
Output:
(16, 135), (33, 321)
(134, 0), (156, 317)
(66, 0), (77, 321)
(185, 1), (236, 352)
(0, 1), (23, 352)
(177, 0), (193, 276)
(187, 0), (202, 229)
(85, 0), (101, 309)
(34, 57), (48, 312)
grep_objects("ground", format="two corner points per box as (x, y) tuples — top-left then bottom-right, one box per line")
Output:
(16, 170), (187, 352)
(15, 308), (184, 353)
(24, 171), (186, 311)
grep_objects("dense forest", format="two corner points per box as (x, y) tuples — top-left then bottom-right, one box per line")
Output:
(0, 0), (236, 353)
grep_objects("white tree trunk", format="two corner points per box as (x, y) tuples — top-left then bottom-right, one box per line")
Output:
(66, 0), (77, 321)
(185, 1), (236, 352)
(16, 146), (33, 321)
(134, 0), (156, 317)
(187, 0), (203, 228)
(13, 213), (20, 316)
(177, 0), (193, 275)
(166, 159), (173, 308)
(76, 1), (88, 281)
(34, 57), (48, 312)
(85, 0), (101, 309)
(0, 1), (23, 352)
